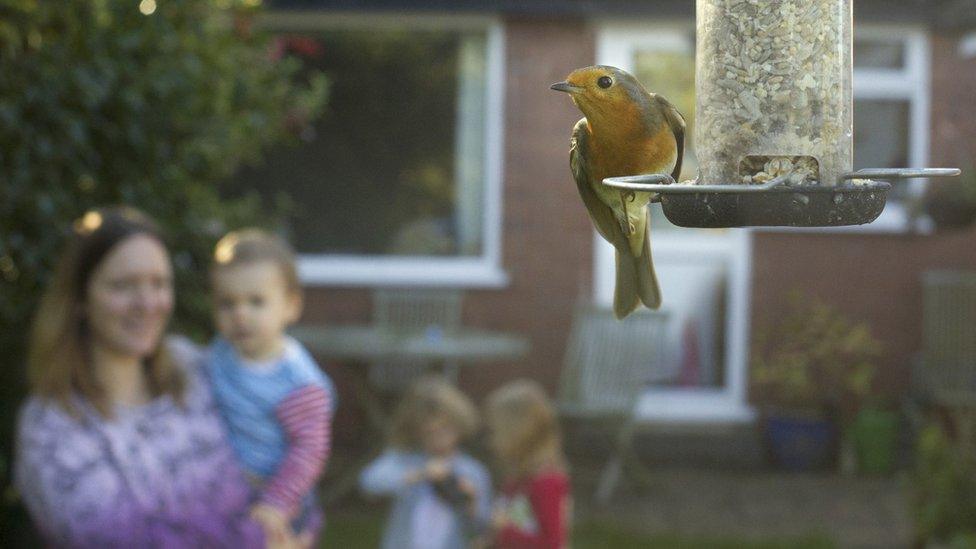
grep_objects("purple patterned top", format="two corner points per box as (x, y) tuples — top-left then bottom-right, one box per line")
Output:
(14, 337), (266, 548)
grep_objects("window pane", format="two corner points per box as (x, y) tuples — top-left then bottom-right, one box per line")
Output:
(229, 29), (488, 257)
(854, 38), (905, 69)
(854, 99), (910, 197)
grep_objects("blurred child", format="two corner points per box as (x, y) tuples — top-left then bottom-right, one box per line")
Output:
(360, 376), (492, 549)
(485, 380), (571, 549)
(206, 229), (336, 545)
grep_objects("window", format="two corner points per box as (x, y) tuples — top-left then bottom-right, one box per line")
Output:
(231, 14), (506, 286)
(853, 27), (931, 226)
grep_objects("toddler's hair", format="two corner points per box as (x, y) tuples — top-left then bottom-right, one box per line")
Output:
(486, 379), (566, 478)
(389, 376), (479, 450)
(211, 228), (300, 293)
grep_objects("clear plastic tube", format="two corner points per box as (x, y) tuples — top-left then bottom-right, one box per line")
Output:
(695, 0), (853, 186)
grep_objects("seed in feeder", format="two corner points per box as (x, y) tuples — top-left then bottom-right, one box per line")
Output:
(788, 172), (807, 186)
(798, 73), (817, 89)
(790, 90), (809, 109)
(697, 0), (851, 186)
(738, 90), (762, 118)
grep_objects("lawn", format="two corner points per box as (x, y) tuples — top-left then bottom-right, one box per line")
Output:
(321, 510), (835, 548)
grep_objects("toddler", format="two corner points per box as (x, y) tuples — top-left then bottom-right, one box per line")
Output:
(206, 229), (336, 544)
(360, 376), (491, 549)
(485, 380), (571, 549)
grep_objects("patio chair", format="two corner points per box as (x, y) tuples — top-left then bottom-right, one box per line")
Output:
(557, 303), (672, 504)
(369, 288), (463, 390)
(917, 271), (976, 450)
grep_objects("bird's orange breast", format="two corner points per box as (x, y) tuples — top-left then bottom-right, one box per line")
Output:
(587, 123), (677, 182)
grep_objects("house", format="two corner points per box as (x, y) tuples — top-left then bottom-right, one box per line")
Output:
(242, 0), (976, 437)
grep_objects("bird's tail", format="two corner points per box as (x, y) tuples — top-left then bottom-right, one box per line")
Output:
(613, 223), (661, 319)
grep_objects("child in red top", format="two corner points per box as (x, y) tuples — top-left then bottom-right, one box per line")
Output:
(484, 380), (571, 549)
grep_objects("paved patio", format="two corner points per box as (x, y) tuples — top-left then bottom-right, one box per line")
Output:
(574, 465), (912, 548)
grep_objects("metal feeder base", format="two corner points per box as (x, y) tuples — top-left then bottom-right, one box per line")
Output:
(602, 169), (959, 229)
(661, 182), (890, 228)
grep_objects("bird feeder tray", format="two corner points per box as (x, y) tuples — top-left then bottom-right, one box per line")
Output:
(603, 168), (960, 228)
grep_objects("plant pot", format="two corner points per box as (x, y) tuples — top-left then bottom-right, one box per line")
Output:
(851, 408), (899, 475)
(765, 414), (836, 471)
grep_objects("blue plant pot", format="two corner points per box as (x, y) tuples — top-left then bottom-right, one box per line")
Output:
(765, 415), (836, 471)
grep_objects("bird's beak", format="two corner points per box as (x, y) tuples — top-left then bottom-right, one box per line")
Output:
(550, 81), (582, 94)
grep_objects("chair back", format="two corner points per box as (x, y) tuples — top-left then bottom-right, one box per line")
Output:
(369, 288), (463, 391)
(921, 271), (976, 406)
(558, 304), (671, 416)
(373, 288), (462, 334)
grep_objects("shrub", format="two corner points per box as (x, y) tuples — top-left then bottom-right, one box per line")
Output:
(0, 0), (327, 538)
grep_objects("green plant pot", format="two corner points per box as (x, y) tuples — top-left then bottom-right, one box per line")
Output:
(851, 408), (899, 474)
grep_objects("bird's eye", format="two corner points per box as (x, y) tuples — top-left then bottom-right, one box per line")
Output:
(597, 76), (613, 89)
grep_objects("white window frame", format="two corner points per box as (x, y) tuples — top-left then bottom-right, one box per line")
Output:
(259, 13), (508, 288)
(761, 25), (931, 234)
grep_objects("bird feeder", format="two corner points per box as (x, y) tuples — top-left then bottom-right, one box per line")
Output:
(604, 0), (959, 228)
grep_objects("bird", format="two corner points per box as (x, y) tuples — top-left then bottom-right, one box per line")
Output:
(551, 65), (685, 319)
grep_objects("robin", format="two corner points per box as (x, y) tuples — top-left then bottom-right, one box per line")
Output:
(551, 65), (685, 318)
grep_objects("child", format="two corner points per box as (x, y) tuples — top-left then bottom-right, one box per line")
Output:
(206, 229), (336, 544)
(360, 376), (491, 549)
(485, 380), (571, 549)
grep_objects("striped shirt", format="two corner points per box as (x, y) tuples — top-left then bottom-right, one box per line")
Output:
(207, 337), (336, 517)
(263, 384), (331, 511)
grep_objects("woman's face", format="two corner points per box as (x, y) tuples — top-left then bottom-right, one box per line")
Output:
(85, 234), (174, 361)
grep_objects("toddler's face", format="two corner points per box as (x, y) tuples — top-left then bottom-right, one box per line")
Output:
(420, 414), (461, 457)
(212, 261), (300, 361)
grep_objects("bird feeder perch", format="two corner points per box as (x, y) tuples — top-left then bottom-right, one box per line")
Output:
(604, 0), (959, 228)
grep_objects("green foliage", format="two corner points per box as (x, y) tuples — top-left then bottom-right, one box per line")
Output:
(751, 291), (882, 417)
(913, 421), (976, 545)
(0, 0), (327, 534)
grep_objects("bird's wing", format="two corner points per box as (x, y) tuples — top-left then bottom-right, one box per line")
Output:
(655, 94), (686, 181)
(570, 118), (622, 244)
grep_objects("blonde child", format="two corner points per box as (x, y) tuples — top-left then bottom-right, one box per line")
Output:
(360, 376), (492, 549)
(206, 229), (336, 545)
(485, 380), (571, 549)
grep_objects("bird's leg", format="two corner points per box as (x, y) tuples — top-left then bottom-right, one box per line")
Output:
(618, 191), (635, 235)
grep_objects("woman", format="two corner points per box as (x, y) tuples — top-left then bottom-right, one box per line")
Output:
(14, 206), (310, 548)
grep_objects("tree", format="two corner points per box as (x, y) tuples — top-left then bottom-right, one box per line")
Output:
(0, 0), (327, 538)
